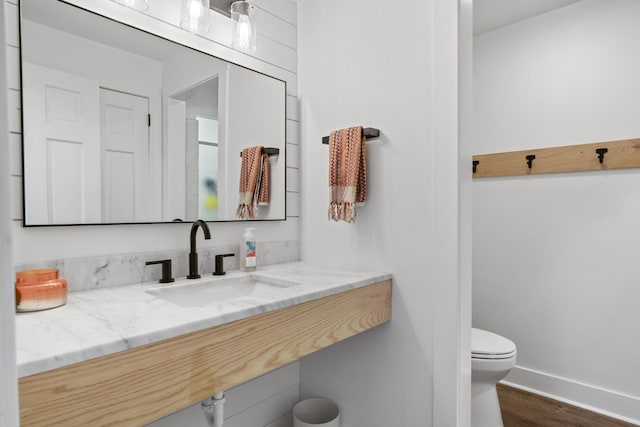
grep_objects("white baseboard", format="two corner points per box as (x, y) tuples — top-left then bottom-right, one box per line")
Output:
(502, 365), (640, 426)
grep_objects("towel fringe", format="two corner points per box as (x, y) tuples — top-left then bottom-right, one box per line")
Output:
(237, 203), (256, 219)
(328, 202), (356, 223)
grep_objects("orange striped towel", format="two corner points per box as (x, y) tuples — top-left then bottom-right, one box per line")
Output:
(258, 153), (270, 206)
(328, 126), (367, 222)
(237, 146), (269, 219)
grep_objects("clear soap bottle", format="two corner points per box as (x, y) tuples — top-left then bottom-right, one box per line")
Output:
(240, 227), (256, 272)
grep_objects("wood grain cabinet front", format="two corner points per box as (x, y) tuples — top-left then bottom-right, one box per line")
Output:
(19, 279), (392, 427)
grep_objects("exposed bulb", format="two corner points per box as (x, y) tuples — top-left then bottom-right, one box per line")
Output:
(236, 14), (252, 50)
(231, 1), (255, 52)
(181, 0), (209, 33)
(188, 0), (203, 20)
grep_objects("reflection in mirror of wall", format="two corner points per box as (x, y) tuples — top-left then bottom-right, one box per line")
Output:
(20, 0), (286, 226)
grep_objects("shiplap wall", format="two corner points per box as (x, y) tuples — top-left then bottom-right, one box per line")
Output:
(0, 0), (19, 424)
(4, 0), (301, 425)
(6, 0), (300, 263)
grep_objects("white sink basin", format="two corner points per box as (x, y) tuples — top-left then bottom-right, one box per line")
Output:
(147, 273), (302, 308)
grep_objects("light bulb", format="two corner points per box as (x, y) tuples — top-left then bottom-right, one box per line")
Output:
(236, 15), (252, 50)
(188, 0), (203, 20)
(181, 0), (209, 33)
(231, 1), (255, 52)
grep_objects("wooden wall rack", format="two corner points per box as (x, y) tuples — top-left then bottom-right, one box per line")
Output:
(472, 137), (640, 178)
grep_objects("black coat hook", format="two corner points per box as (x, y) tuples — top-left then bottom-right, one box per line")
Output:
(596, 148), (608, 164)
(526, 155), (536, 169)
(473, 160), (479, 173)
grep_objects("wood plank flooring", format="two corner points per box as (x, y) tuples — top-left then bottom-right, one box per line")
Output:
(497, 384), (638, 427)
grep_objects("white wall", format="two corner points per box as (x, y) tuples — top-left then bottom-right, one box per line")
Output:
(21, 19), (164, 222)
(224, 64), (286, 220)
(473, 0), (640, 423)
(0, 0), (19, 423)
(7, 0), (300, 263)
(297, 0), (468, 425)
(21, 20), (162, 100)
(163, 51), (227, 220)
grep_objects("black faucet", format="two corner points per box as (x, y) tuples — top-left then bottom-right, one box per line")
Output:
(187, 219), (211, 279)
(213, 253), (235, 276)
(145, 259), (174, 283)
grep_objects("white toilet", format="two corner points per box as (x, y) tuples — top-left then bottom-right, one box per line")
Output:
(471, 328), (517, 427)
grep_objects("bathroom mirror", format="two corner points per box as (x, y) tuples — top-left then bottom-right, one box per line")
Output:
(20, 0), (286, 226)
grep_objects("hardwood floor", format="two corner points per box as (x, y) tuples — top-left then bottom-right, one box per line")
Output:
(497, 384), (637, 427)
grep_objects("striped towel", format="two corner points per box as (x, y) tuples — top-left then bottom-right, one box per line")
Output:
(328, 126), (367, 222)
(237, 146), (270, 219)
(258, 153), (270, 206)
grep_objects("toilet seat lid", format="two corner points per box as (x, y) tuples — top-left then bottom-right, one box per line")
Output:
(471, 328), (516, 359)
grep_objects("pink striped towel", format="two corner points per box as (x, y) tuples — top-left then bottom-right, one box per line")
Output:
(328, 126), (367, 222)
(237, 146), (269, 219)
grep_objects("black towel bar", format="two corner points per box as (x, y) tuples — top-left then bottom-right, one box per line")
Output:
(239, 147), (280, 157)
(322, 127), (380, 144)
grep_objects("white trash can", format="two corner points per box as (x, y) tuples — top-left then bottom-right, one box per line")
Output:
(293, 397), (340, 427)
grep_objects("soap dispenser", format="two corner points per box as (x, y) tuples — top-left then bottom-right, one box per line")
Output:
(240, 227), (257, 272)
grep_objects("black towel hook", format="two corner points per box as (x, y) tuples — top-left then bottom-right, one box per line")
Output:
(526, 155), (536, 169)
(596, 148), (608, 164)
(472, 160), (479, 173)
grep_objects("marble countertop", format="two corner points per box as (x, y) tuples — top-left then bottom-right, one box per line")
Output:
(16, 262), (391, 378)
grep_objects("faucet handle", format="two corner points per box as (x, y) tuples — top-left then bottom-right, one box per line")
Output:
(145, 259), (175, 283)
(213, 253), (235, 276)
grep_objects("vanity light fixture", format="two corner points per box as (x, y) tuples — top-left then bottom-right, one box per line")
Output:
(231, 1), (256, 52)
(112, 0), (149, 11)
(181, 0), (210, 33)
